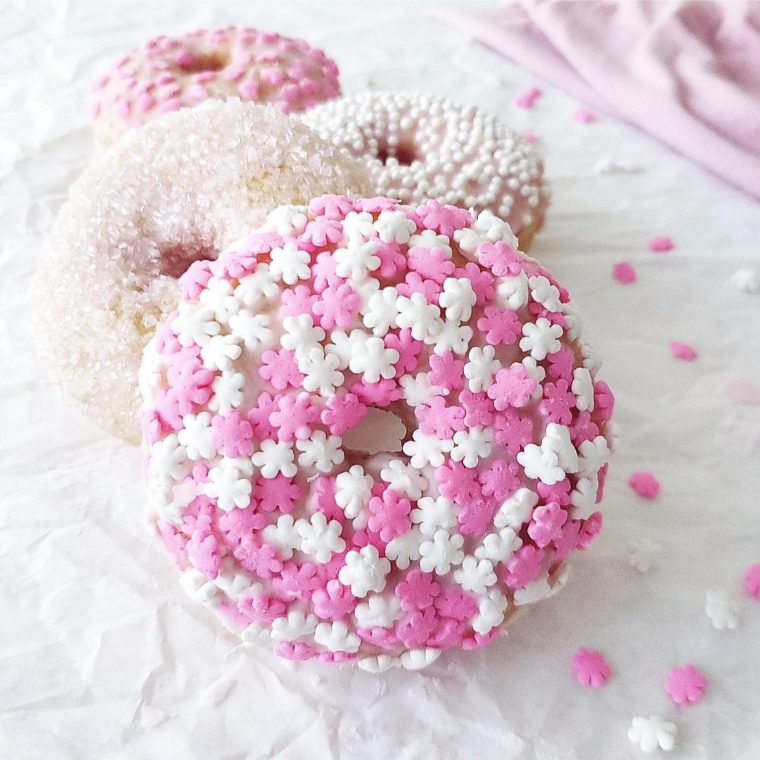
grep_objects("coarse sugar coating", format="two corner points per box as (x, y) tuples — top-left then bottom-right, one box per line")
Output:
(301, 92), (549, 250)
(91, 26), (340, 146)
(140, 195), (614, 671)
(32, 100), (372, 444)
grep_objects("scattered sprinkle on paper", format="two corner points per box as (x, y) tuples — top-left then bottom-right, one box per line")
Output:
(669, 341), (698, 361)
(665, 664), (706, 705)
(627, 537), (662, 573)
(705, 589), (740, 630)
(628, 471), (660, 500)
(571, 647), (611, 688)
(523, 130), (538, 144)
(612, 261), (636, 284)
(648, 236), (674, 253)
(731, 268), (760, 293)
(513, 86), (542, 109)
(743, 563), (760, 600)
(573, 108), (596, 123)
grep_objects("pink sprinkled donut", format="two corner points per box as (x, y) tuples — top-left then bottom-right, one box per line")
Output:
(90, 26), (340, 146)
(140, 195), (614, 671)
(302, 93), (550, 250)
(33, 101), (371, 444)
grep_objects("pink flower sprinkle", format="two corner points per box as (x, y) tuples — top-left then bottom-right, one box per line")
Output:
(669, 341), (698, 361)
(743, 563), (760, 600)
(571, 648), (611, 688)
(523, 130), (538, 144)
(435, 460), (481, 503)
(612, 261), (637, 284)
(368, 489), (412, 542)
(312, 579), (357, 620)
(321, 392), (366, 435)
(254, 475), (301, 514)
(573, 108), (596, 123)
(648, 235), (675, 253)
(665, 664), (706, 705)
(210, 410), (254, 457)
(395, 569), (441, 611)
(513, 86), (542, 109)
(628, 470), (660, 500)
(416, 199), (471, 237)
(477, 305), (521, 346)
(428, 351), (465, 394)
(504, 545), (544, 588)
(488, 365), (537, 410)
(435, 588), (478, 621)
(528, 502), (568, 548)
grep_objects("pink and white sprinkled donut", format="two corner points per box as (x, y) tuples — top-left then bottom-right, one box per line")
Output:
(140, 196), (614, 671)
(302, 93), (549, 250)
(90, 26), (340, 146)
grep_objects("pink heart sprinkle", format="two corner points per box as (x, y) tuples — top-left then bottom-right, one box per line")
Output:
(648, 235), (675, 253)
(612, 261), (636, 284)
(669, 341), (698, 361)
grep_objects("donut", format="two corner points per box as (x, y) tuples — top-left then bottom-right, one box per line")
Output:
(32, 100), (372, 444)
(301, 93), (549, 250)
(140, 195), (614, 671)
(90, 26), (340, 146)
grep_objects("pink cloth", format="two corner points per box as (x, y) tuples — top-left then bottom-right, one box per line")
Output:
(431, 1), (760, 200)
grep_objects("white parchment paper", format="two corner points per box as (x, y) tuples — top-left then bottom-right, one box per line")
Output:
(1, 2), (758, 758)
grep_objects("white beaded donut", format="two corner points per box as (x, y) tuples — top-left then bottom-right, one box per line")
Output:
(90, 26), (340, 146)
(33, 100), (372, 444)
(140, 195), (614, 669)
(301, 93), (549, 249)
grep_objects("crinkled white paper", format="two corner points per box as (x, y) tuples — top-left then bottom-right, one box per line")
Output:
(1, 2), (759, 759)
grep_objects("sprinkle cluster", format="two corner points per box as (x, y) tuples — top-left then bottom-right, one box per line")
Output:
(302, 93), (549, 246)
(140, 195), (614, 670)
(91, 26), (340, 145)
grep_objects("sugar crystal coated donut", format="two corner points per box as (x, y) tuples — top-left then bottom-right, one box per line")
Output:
(33, 100), (372, 444)
(91, 26), (340, 146)
(302, 93), (549, 249)
(140, 195), (614, 670)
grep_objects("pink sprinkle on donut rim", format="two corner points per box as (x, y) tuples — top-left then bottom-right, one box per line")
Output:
(628, 471), (660, 500)
(571, 647), (611, 688)
(665, 664), (706, 705)
(140, 195), (615, 668)
(612, 262), (636, 284)
(648, 236), (675, 253)
(669, 341), (698, 361)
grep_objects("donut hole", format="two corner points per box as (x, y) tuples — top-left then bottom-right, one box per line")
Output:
(159, 242), (219, 279)
(342, 406), (409, 456)
(377, 140), (417, 167)
(178, 51), (228, 74)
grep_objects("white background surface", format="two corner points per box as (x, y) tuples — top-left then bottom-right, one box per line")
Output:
(1, 2), (759, 758)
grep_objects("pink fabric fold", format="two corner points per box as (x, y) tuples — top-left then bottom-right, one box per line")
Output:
(431, 1), (760, 200)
